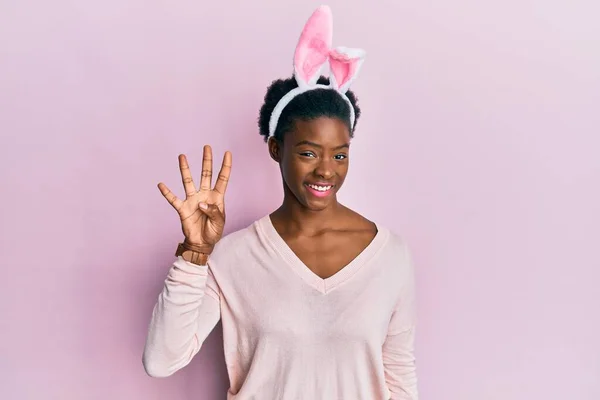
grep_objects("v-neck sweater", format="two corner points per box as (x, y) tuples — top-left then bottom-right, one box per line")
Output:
(143, 215), (418, 399)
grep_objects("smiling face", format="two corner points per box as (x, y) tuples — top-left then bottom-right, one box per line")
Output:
(269, 116), (351, 211)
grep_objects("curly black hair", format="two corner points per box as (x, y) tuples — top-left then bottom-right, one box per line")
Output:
(258, 76), (361, 143)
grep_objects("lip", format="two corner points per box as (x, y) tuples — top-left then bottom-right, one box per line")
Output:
(304, 183), (335, 198)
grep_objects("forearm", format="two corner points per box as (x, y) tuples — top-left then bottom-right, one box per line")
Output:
(384, 327), (418, 399)
(142, 257), (220, 377)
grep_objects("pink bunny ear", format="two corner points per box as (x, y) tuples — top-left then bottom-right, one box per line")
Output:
(293, 5), (333, 88)
(329, 46), (366, 93)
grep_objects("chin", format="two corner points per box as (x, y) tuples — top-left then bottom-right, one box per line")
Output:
(300, 188), (338, 210)
(303, 200), (330, 211)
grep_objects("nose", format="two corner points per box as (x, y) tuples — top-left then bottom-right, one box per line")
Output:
(314, 157), (335, 180)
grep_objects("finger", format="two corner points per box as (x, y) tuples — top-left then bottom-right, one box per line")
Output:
(158, 182), (183, 211)
(198, 202), (225, 225)
(199, 145), (213, 192)
(178, 154), (196, 198)
(213, 151), (232, 196)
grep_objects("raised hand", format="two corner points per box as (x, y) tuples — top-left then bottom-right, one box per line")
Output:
(158, 146), (232, 251)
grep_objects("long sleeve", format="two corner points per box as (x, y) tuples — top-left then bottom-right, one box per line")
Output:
(383, 245), (418, 399)
(142, 256), (221, 377)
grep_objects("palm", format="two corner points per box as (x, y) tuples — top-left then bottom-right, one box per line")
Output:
(179, 189), (223, 245)
(158, 146), (232, 247)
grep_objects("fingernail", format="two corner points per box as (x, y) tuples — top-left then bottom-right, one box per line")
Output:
(199, 203), (208, 209)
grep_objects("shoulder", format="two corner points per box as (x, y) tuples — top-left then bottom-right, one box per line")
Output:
(373, 226), (417, 305)
(210, 219), (259, 259)
(375, 223), (416, 274)
(384, 228), (411, 256)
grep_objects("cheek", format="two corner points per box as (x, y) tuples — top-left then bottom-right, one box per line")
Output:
(281, 159), (306, 188)
(340, 161), (349, 174)
(337, 161), (349, 178)
(284, 157), (310, 177)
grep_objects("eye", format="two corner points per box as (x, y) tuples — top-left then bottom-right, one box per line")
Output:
(334, 154), (347, 160)
(300, 152), (316, 158)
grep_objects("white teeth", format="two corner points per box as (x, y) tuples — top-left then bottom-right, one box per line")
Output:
(307, 184), (332, 192)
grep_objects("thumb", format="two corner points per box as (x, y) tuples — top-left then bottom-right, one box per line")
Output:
(198, 202), (224, 223)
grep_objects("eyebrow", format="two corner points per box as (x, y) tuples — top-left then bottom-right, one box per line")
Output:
(294, 140), (350, 150)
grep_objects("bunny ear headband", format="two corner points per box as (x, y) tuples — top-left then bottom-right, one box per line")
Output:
(268, 5), (366, 137)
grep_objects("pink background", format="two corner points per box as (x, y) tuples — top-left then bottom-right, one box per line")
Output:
(1, 1), (599, 399)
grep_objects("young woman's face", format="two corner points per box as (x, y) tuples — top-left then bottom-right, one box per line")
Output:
(269, 116), (351, 211)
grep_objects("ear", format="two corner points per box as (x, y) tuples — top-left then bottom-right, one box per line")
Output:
(328, 46), (366, 93)
(267, 136), (282, 162)
(293, 5), (333, 88)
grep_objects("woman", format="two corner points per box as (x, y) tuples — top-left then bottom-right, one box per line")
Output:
(143, 6), (418, 399)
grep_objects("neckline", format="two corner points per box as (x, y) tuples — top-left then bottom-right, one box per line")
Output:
(258, 214), (389, 294)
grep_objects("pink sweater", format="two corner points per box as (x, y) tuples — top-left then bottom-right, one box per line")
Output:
(143, 215), (418, 399)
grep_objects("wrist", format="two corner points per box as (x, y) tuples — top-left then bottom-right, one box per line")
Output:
(181, 251), (210, 265)
(175, 241), (213, 265)
(182, 239), (214, 254)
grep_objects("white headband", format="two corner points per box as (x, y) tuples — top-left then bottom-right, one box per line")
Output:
(268, 5), (366, 137)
